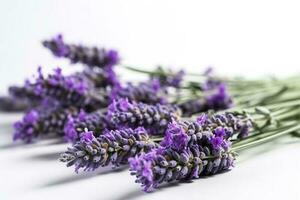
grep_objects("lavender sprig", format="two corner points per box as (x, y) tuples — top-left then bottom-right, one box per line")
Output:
(13, 106), (79, 143)
(60, 127), (156, 172)
(128, 111), (254, 191)
(8, 85), (42, 108)
(81, 67), (120, 88)
(110, 81), (168, 104)
(27, 67), (108, 110)
(161, 113), (252, 152)
(129, 144), (235, 191)
(179, 83), (233, 116)
(43, 34), (119, 69)
(109, 99), (182, 135)
(64, 110), (115, 143)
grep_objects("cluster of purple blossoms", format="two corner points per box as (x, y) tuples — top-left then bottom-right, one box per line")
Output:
(43, 34), (119, 69)
(129, 145), (235, 191)
(108, 99), (182, 135)
(13, 106), (79, 143)
(129, 113), (252, 191)
(25, 67), (109, 110)
(8, 85), (42, 108)
(3, 34), (245, 193)
(60, 127), (156, 172)
(179, 83), (233, 116)
(64, 110), (115, 143)
(82, 67), (120, 88)
(109, 80), (168, 105)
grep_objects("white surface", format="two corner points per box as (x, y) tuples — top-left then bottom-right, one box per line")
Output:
(1, 0), (300, 199)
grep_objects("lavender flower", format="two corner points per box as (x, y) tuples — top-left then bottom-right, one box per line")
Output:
(129, 104), (244, 192)
(64, 110), (115, 143)
(27, 67), (108, 110)
(8, 85), (42, 107)
(160, 118), (229, 154)
(110, 81), (167, 104)
(179, 83), (233, 116)
(13, 106), (79, 143)
(161, 112), (252, 150)
(78, 66), (120, 88)
(109, 99), (182, 135)
(59, 127), (156, 172)
(129, 144), (235, 191)
(43, 34), (119, 69)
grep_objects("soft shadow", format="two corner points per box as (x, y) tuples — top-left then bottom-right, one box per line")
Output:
(26, 151), (61, 161)
(40, 166), (128, 188)
(111, 188), (144, 200)
(0, 138), (66, 150)
(40, 138), (65, 146)
(113, 176), (214, 200)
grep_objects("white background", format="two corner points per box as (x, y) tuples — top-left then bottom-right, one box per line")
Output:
(1, 0), (300, 199)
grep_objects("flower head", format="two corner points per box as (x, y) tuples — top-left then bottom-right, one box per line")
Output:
(109, 81), (167, 105)
(42, 34), (69, 57)
(43, 34), (119, 69)
(179, 83), (233, 117)
(13, 106), (79, 143)
(64, 110), (114, 143)
(26, 67), (108, 110)
(129, 143), (235, 191)
(109, 100), (181, 135)
(60, 127), (156, 172)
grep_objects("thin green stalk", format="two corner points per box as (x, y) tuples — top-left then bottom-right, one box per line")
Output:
(232, 124), (300, 151)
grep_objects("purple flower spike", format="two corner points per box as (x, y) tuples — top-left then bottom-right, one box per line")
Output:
(109, 101), (181, 135)
(109, 81), (167, 105)
(13, 106), (79, 143)
(206, 83), (233, 110)
(8, 85), (42, 108)
(42, 34), (69, 57)
(64, 110), (114, 143)
(27, 67), (108, 110)
(159, 111), (253, 153)
(129, 144), (236, 191)
(80, 67), (120, 88)
(179, 83), (233, 117)
(43, 34), (120, 69)
(60, 127), (156, 172)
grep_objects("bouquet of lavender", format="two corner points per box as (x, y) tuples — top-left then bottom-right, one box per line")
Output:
(2, 34), (300, 193)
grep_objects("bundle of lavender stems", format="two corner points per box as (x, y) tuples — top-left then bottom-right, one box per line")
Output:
(1, 34), (300, 192)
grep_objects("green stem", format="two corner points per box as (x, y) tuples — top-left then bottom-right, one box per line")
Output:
(232, 124), (300, 151)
